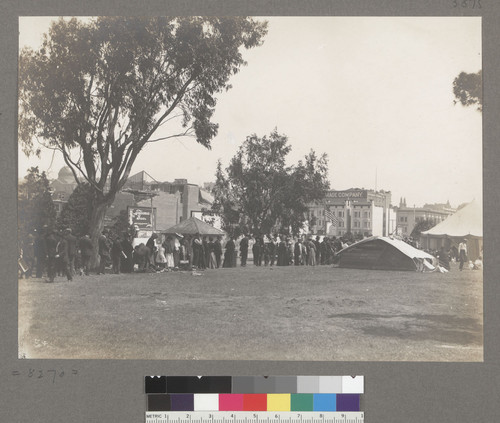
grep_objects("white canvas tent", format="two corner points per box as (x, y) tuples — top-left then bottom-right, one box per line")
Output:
(420, 200), (483, 260)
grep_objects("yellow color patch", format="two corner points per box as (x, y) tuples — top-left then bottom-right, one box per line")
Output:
(267, 394), (291, 411)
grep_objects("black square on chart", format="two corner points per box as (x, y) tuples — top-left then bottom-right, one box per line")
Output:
(145, 376), (167, 393)
(148, 394), (171, 411)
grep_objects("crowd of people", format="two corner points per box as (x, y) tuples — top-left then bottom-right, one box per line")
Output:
(18, 227), (136, 282)
(19, 226), (480, 281)
(18, 227), (354, 281)
(131, 233), (348, 271)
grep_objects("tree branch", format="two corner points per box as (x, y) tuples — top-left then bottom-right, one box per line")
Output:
(146, 128), (195, 143)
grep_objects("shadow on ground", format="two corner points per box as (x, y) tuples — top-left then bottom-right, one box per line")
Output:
(328, 312), (482, 344)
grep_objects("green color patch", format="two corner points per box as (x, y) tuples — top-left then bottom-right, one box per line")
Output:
(291, 394), (314, 411)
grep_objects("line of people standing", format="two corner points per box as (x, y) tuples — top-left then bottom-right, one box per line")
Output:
(136, 232), (344, 271)
(141, 233), (225, 271)
(237, 234), (341, 267)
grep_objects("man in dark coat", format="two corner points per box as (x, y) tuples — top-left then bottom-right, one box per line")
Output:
(437, 246), (450, 271)
(98, 230), (111, 275)
(262, 239), (270, 266)
(203, 236), (211, 268)
(252, 236), (261, 266)
(240, 235), (249, 267)
(79, 234), (93, 276)
(267, 236), (276, 266)
(294, 239), (302, 266)
(277, 236), (287, 266)
(192, 234), (205, 269)
(65, 228), (78, 277)
(121, 235), (134, 273)
(214, 236), (223, 268)
(314, 236), (321, 264)
(146, 233), (158, 268)
(320, 237), (328, 265)
(56, 230), (73, 281)
(110, 235), (124, 274)
(223, 237), (236, 268)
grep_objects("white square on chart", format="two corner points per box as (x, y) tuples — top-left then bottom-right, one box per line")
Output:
(194, 394), (219, 411)
(341, 376), (364, 393)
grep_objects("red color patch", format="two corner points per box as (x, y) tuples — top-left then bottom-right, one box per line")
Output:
(243, 394), (267, 411)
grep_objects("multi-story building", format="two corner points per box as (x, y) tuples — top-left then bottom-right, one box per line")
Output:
(49, 167), (214, 234)
(393, 198), (455, 236)
(308, 188), (392, 237)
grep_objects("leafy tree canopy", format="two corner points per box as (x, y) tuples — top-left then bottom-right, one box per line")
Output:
(19, 16), (267, 262)
(212, 130), (330, 236)
(453, 70), (482, 111)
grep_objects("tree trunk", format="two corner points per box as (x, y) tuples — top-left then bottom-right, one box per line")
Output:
(89, 201), (110, 269)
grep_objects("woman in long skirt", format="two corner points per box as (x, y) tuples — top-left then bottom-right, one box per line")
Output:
(208, 237), (217, 269)
(156, 243), (167, 269)
(163, 236), (175, 269)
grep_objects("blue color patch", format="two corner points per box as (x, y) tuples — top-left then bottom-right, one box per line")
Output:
(313, 393), (336, 411)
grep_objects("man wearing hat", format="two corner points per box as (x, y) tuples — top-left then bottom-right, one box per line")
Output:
(458, 239), (468, 271)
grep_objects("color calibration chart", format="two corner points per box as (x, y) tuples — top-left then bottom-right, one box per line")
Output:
(145, 376), (364, 423)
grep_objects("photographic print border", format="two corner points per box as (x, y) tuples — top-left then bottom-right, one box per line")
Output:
(2, 1), (499, 422)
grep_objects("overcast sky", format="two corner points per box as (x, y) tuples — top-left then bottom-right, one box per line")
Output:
(18, 16), (482, 208)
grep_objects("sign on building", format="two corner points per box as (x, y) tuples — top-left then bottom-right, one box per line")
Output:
(325, 189), (368, 199)
(128, 206), (156, 231)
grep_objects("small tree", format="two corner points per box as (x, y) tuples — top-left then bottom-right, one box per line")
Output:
(453, 70), (482, 111)
(410, 219), (436, 239)
(109, 209), (136, 240)
(57, 183), (95, 236)
(18, 167), (56, 244)
(212, 130), (330, 236)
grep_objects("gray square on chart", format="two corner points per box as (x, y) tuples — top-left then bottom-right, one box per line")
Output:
(297, 376), (320, 393)
(232, 376), (255, 393)
(275, 376), (298, 393)
(318, 376), (342, 393)
(253, 376), (277, 393)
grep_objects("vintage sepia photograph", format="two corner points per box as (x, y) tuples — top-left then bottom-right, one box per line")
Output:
(17, 16), (482, 361)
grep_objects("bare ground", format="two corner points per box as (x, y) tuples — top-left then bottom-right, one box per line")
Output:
(18, 262), (483, 361)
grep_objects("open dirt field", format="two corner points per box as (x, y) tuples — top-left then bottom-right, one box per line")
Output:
(18, 263), (483, 361)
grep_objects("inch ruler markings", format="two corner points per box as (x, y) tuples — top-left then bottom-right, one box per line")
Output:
(145, 412), (364, 423)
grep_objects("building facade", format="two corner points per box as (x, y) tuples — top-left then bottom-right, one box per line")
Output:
(308, 188), (392, 237)
(50, 167), (214, 233)
(394, 198), (455, 236)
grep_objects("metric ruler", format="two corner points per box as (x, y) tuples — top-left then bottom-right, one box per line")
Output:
(145, 412), (364, 423)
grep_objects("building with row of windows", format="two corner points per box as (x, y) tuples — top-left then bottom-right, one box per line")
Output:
(393, 198), (455, 236)
(307, 190), (457, 239)
(307, 188), (393, 237)
(49, 167), (214, 235)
